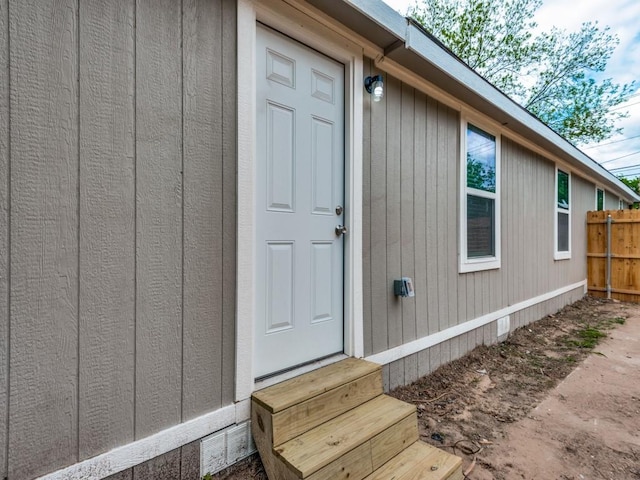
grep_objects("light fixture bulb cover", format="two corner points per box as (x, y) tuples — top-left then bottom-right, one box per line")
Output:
(365, 75), (384, 102)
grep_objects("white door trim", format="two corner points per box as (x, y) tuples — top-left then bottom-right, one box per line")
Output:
(236, 0), (363, 402)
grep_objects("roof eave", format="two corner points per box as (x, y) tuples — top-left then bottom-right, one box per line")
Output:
(305, 0), (640, 203)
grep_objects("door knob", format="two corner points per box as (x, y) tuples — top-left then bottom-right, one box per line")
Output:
(335, 225), (348, 236)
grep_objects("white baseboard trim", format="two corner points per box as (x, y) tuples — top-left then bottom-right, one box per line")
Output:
(36, 403), (241, 480)
(36, 280), (586, 480)
(365, 280), (586, 366)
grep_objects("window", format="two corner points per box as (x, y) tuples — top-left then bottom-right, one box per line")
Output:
(619, 198), (625, 210)
(596, 187), (604, 211)
(460, 120), (500, 272)
(555, 168), (570, 260)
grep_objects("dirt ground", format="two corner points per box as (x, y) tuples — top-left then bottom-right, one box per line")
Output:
(213, 296), (640, 480)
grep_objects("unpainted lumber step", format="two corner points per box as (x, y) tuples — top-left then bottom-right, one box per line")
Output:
(252, 358), (381, 413)
(362, 441), (464, 480)
(275, 394), (416, 478)
(270, 370), (383, 446)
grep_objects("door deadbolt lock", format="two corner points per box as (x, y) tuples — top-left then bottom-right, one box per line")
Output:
(335, 225), (348, 236)
(335, 205), (343, 215)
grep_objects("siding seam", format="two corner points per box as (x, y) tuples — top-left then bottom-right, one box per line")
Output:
(399, 83), (404, 344)
(132, 0), (137, 443)
(385, 78), (390, 350)
(4, 0), (10, 474)
(180, 0), (185, 427)
(76, 0), (81, 462)
(219, 0), (226, 407)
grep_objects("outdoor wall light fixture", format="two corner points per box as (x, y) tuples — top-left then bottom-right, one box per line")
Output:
(364, 75), (384, 102)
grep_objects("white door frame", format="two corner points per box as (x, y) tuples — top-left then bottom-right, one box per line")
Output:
(236, 0), (364, 402)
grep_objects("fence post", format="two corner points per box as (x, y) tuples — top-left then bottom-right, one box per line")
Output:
(606, 214), (612, 300)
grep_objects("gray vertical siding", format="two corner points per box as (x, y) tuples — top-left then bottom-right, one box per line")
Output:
(571, 175), (592, 281)
(368, 62), (388, 354)
(604, 189), (621, 210)
(386, 75), (402, 349)
(400, 82), (416, 344)
(363, 62), (460, 357)
(1, 0), (237, 477)
(78, 0), (135, 461)
(220, 0), (237, 408)
(363, 63), (595, 357)
(183, 0), (221, 423)
(413, 90), (428, 340)
(0, 1), (7, 478)
(424, 97), (439, 337)
(9, 2), (80, 479)
(182, 0), (237, 419)
(135, 0), (183, 440)
(362, 61), (373, 356)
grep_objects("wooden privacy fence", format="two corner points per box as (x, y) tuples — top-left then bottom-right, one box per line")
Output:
(587, 209), (640, 302)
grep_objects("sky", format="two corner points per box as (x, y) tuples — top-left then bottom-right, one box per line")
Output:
(381, 0), (640, 178)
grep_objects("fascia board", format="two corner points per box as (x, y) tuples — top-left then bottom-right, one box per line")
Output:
(344, 0), (408, 40)
(322, 0), (639, 202)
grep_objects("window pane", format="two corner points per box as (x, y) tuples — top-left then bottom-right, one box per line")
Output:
(467, 195), (495, 257)
(467, 124), (496, 193)
(557, 212), (569, 252)
(557, 170), (569, 209)
(597, 189), (604, 211)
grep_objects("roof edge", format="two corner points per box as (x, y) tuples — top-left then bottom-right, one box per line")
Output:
(338, 0), (640, 202)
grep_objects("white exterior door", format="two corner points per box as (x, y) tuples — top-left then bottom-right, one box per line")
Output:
(255, 24), (345, 378)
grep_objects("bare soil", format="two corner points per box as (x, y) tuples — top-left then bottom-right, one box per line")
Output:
(212, 296), (640, 480)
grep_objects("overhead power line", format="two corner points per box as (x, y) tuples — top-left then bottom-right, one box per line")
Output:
(584, 133), (640, 149)
(621, 91), (640, 102)
(614, 170), (640, 178)
(599, 150), (640, 165)
(610, 100), (640, 112)
(609, 164), (640, 172)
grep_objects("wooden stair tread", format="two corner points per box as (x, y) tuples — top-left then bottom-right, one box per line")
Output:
(271, 370), (383, 447)
(275, 394), (415, 478)
(252, 358), (381, 413)
(363, 441), (463, 480)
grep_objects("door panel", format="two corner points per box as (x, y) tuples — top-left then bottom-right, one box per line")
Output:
(255, 24), (345, 378)
(266, 102), (295, 212)
(311, 117), (335, 215)
(265, 242), (295, 334)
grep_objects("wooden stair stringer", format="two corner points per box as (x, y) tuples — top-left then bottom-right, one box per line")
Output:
(252, 400), (299, 480)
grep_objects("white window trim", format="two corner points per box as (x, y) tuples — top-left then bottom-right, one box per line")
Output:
(619, 198), (625, 210)
(554, 166), (571, 260)
(595, 186), (605, 211)
(459, 116), (501, 273)
(236, 0), (364, 402)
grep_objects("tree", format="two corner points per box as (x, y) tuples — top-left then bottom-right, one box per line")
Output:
(618, 176), (640, 208)
(407, 0), (636, 145)
(619, 176), (640, 194)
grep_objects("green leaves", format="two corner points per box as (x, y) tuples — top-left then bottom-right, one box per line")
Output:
(408, 0), (636, 145)
(619, 175), (640, 194)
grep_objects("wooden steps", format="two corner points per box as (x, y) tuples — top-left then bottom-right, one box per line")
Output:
(251, 358), (463, 480)
(362, 442), (464, 480)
